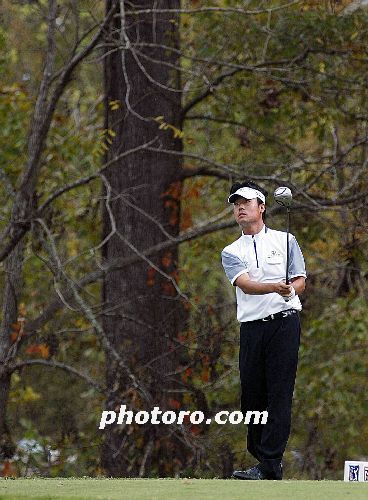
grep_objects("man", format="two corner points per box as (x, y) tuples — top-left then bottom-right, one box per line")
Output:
(221, 181), (306, 480)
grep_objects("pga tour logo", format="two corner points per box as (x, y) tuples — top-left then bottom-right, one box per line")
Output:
(344, 461), (368, 481)
(349, 465), (359, 481)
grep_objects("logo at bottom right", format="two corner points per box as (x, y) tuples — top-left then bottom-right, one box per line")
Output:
(364, 467), (368, 482)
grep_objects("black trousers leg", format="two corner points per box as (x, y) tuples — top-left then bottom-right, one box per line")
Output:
(239, 313), (301, 478)
(239, 323), (267, 462)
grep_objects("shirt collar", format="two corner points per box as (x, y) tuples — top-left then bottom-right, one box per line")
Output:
(241, 224), (267, 243)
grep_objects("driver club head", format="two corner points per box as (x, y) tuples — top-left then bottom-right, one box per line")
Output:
(274, 186), (292, 208)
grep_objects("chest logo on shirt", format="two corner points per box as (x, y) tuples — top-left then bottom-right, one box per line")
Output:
(265, 250), (283, 265)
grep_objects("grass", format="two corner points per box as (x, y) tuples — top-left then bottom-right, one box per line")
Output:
(0, 478), (367, 500)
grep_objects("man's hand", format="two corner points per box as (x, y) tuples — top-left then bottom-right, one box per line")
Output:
(273, 280), (293, 297)
(234, 274), (306, 297)
(283, 286), (296, 302)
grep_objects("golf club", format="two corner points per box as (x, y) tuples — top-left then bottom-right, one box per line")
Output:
(274, 187), (293, 298)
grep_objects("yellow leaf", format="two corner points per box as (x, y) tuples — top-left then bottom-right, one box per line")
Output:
(109, 100), (120, 110)
(23, 386), (41, 402)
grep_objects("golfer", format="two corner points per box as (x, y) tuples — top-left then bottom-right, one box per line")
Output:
(221, 181), (306, 480)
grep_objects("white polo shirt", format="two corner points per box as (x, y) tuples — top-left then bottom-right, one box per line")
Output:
(221, 224), (307, 322)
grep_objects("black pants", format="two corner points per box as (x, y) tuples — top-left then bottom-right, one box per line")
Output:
(239, 311), (301, 479)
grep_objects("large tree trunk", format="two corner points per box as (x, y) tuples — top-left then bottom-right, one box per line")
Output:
(0, 239), (25, 459)
(101, 0), (190, 476)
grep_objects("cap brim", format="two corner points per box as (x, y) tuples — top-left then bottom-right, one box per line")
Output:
(228, 193), (251, 203)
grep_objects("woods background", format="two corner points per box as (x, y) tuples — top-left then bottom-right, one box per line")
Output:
(0, 0), (367, 479)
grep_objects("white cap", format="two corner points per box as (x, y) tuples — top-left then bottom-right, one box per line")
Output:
(228, 186), (266, 204)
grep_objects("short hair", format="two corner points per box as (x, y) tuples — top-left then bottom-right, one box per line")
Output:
(229, 180), (268, 222)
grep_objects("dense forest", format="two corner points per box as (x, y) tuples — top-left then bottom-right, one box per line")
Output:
(0, 0), (367, 479)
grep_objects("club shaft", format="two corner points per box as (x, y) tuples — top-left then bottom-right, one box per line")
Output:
(286, 208), (290, 285)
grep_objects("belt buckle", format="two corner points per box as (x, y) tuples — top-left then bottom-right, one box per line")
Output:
(262, 313), (274, 322)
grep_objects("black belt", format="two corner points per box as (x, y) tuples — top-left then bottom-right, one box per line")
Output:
(261, 309), (298, 322)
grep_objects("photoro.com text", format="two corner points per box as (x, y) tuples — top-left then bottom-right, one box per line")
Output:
(99, 405), (268, 429)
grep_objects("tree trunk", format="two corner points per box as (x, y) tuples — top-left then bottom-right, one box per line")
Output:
(101, 0), (190, 476)
(0, 238), (25, 459)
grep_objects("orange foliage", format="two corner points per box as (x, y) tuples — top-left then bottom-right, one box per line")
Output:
(164, 199), (176, 209)
(160, 181), (182, 201)
(161, 251), (172, 268)
(182, 414), (191, 424)
(2, 460), (16, 477)
(10, 332), (18, 342)
(26, 343), (50, 358)
(183, 186), (200, 199)
(177, 332), (187, 343)
(202, 354), (210, 366)
(190, 425), (201, 435)
(201, 368), (210, 382)
(163, 198), (180, 227)
(168, 398), (181, 410)
(164, 462), (173, 473)
(161, 182), (181, 227)
(11, 322), (21, 332)
(161, 281), (176, 296)
(182, 367), (193, 382)
(180, 207), (193, 231)
(146, 267), (156, 286)
(10, 319), (25, 342)
(207, 305), (214, 315)
(169, 208), (179, 227)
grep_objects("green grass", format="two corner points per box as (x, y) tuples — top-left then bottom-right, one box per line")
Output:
(0, 478), (367, 500)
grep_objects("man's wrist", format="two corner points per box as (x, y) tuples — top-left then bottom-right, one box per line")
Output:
(269, 283), (278, 293)
(260, 283), (277, 294)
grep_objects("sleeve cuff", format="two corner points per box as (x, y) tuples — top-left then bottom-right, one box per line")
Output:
(231, 270), (249, 286)
(289, 274), (307, 280)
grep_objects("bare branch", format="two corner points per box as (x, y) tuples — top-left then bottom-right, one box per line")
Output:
(184, 114), (308, 162)
(38, 136), (159, 213)
(22, 216), (238, 340)
(125, 2), (302, 17)
(9, 359), (104, 393)
(0, 3), (118, 264)
(181, 68), (243, 119)
(30, 212), (152, 405)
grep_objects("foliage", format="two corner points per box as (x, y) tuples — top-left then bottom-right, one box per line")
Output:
(0, 0), (368, 480)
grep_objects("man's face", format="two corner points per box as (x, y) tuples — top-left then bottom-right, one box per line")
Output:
(233, 196), (264, 226)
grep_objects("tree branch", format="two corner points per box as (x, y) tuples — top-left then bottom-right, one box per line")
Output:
(22, 217), (239, 340)
(125, 2), (302, 17)
(0, 3), (118, 264)
(9, 359), (104, 393)
(181, 68), (243, 119)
